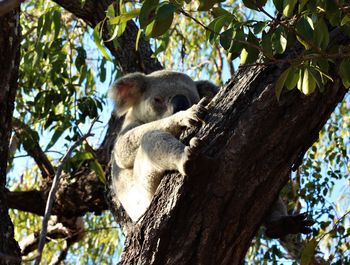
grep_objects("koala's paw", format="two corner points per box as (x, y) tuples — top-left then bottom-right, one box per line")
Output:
(180, 98), (208, 128)
(180, 137), (215, 176)
(265, 213), (315, 239)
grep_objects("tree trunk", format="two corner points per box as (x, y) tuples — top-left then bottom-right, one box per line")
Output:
(118, 29), (349, 265)
(4, 1), (349, 263)
(0, 8), (21, 265)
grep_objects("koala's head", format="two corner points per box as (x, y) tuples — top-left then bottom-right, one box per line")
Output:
(110, 70), (218, 123)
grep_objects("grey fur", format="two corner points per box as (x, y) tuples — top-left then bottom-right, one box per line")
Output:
(110, 70), (217, 221)
(109, 70), (313, 238)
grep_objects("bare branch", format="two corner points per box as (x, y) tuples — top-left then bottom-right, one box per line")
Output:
(34, 122), (95, 265)
(12, 119), (55, 178)
(20, 216), (84, 257)
(7, 189), (46, 216)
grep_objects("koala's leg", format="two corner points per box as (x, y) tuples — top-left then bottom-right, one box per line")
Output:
(264, 197), (314, 238)
(111, 165), (152, 222)
(133, 130), (187, 194)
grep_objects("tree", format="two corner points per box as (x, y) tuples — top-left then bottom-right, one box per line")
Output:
(1, 0), (350, 264)
(0, 6), (22, 265)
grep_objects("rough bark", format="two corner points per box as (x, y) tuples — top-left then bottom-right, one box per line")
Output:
(118, 29), (349, 264)
(0, 8), (22, 265)
(4, 0), (349, 263)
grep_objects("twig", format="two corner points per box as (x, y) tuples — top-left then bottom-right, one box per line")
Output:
(34, 121), (96, 265)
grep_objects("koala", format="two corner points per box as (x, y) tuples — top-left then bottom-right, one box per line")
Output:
(110, 70), (217, 222)
(109, 70), (313, 238)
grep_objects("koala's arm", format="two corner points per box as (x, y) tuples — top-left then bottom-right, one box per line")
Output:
(114, 104), (204, 169)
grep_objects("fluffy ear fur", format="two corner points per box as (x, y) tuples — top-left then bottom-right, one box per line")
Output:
(110, 72), (146, 115)
(195, 80), (219, 100)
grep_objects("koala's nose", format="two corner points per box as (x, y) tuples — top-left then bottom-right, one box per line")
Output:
(171, 95), (190, 113)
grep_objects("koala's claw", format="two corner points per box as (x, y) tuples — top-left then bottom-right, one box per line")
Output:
(180, 137), (216, 177)
(265, 213), (315, 239)
(181, 100), (208, 128)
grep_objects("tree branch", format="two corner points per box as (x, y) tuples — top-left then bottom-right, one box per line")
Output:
(118, 28), (349, 265)
(35, 126), (94, 265)
(6, 190), (46, 216)
(12, 119), (55, 178)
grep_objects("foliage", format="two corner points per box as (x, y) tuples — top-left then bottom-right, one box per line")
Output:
(101, 0), (350, 98)
(9, 0), (120, 263)
(6, 0), (350, 264)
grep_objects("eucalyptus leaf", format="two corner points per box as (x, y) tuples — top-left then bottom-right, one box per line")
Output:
(275, 67), (291, 100)
(339, 59), (350, 88)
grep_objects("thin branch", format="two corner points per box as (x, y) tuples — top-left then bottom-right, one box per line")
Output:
(34, 121), (95, 265)
(12, 119), (55, 178)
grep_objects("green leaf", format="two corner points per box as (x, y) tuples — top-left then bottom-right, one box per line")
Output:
(308, 66), (324, 92)
(261, 31), (273, 57)
(273, 0), (283, 12)
(145, 20), (155, 37)
(52, 10), (61, 39)
(297, 68), (304, 91)
(135, 28), (142, 51)
(272, 27), (287, 54)
(139, 0), (159, 28)
(253, 21), (267, 34)
(90, 160), (106, 184)
(275, 67), (291, 100)
(106, 3), (115, 18)
(211, 7), (233, 18)
(283, 0), (297, 17)
(339, 59), (350, 88)
(100, 57), (106, 82)
(242, 0), (267, 10)
(109, 8), (141, 24)
(314, 18), (329, 50)
(206, 15), (229, 43)
(75, 46), (86, 70)
(151, 3), (176, 37)
(299, 67), (316, 95)
(285, 66), (299, 90)
(93, 21), (112, 61)
(298, 0), (309, 12)
(220, 27), (233, 50)
(325, 0), (342, 26)
(301, 239), (318, 265)
(228, 26), (245, 57)
(198, 0), (217, 11)
(296, 16), (314, 49)
(341, 15), (350, 26)
(74, 151), (94, 161)
(46, 125), (66, 150)
(42, 12), (52, 37)
(240, 31), (259, 65)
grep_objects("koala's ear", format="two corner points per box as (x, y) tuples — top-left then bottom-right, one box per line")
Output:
(195, 80), (219, 100)
(110, 72), (146, 115)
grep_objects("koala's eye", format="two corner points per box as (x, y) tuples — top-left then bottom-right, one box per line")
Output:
(153, 97), (163, 105)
